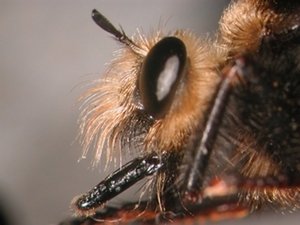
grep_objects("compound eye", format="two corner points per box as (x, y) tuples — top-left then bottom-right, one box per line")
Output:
(139, 37), (187, 119)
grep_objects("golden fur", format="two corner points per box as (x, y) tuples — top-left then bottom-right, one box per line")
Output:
(75, 0), (300, 216)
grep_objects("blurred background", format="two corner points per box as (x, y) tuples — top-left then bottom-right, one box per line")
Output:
(1, 1), (299, 225)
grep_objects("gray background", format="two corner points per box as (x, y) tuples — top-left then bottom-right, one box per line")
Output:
(1, 1), (299, 225)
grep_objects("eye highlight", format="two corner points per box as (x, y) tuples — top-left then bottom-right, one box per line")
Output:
(139, 37), (187, 119)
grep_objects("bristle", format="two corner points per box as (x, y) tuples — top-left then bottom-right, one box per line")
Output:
(78, 28), (222, 168)
(219, 0), (270, 57)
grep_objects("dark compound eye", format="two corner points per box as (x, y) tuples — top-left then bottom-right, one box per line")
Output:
(139, 37), (187, 119)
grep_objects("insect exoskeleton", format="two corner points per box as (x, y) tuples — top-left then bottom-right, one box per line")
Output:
(67, 1), (300, 223)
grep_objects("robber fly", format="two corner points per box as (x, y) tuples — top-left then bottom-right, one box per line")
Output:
(61, 0), (300, 224)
